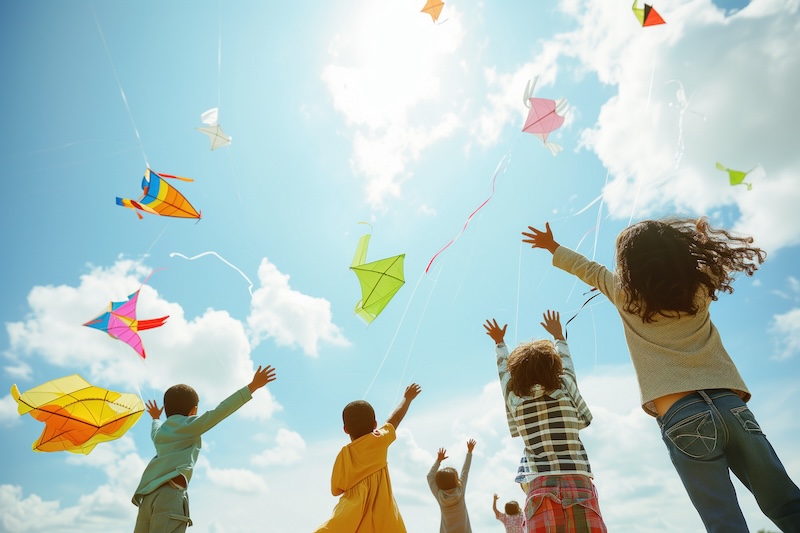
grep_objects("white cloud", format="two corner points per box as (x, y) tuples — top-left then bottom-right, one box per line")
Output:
(251, 428), (307, 467)
(322, 0), (466, 208)
(247, 257), (350, 357)
(0, 394), (19, 427)
(770, 307), (800, 360)
(200, 462), (269, 494)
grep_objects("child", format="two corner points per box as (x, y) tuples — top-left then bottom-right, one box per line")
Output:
(493, 494), (524, 533)
(427, 439), (476, 533)
(485, 310), (607, 532)
(132, 364), (277, 532)
(523, 218), (800, 532)
(314, 383), (422, 533)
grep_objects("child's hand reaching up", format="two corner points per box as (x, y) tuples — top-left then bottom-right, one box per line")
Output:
(437, 448), (448, 462)
(404, 383), (422, 401)
(522, 222), (560, 254)
(248, 365), (277, 394)
(540, 310), (565, 341)
(146, 399), (163, 420)
(467, 439), (476, 453)
(484, 319), (507, 344)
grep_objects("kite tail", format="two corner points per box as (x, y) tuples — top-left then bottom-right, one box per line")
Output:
(137, 316), (169, 331)
(544, 142), (563, 156)
(425, 153), (511, 273)
(154, 172), (194, 183)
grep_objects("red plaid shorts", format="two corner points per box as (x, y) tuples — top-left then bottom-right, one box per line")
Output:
(523, 474), (607, 533)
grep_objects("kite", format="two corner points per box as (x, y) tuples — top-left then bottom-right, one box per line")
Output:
(421, 0), (445, 22)
(522, 77), (569, 156)
(196, 107), (232, 150)
(116, 168), (202, 220)
(632, 0), (666, 26)
(83, 277), (168, 359)
(715, 162), (762, 190)
(11, 375), (144, 454)
(350, 227), (405, 324)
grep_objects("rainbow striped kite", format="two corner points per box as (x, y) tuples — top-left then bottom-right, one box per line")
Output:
(116, 168), (201, 220)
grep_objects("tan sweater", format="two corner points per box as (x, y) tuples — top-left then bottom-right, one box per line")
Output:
(553, 246), (750, 417)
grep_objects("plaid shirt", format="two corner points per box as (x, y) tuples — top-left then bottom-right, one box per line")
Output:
(496, 340), (593, 482)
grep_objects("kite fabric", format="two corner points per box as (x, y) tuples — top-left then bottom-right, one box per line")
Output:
(197, 107), (232, 150)
(716, 162), (762, 190)
(521, 77), (568, 156)
(83, 277), (168, 359)
(11, 375), (144, 454)
(632, 0), (666, 26)
(350, 230), (405, 324)
(116, 168), (202, 220)
(421, 0), (445, 22)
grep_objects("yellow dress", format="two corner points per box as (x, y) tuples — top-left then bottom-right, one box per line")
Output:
(314, 423), (406, 532)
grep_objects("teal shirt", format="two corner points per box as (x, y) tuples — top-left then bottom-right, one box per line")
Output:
(132, 386), (252, 505)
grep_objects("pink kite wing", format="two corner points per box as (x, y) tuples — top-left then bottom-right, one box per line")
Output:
(522, 97), (568, 155)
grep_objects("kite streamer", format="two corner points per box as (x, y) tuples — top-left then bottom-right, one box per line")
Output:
(425, 152), (511, 273)
(169, 251), (255, 297)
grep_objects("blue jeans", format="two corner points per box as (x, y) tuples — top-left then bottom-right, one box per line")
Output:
(658, 389), (800, 533)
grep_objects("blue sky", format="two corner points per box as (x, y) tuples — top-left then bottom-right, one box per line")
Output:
(2, 0), (799, 531)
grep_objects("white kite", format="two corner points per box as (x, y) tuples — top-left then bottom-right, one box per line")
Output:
(196, 107), (232, 150)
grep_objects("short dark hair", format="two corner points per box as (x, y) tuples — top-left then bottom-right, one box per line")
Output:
(507, 339), (563, 395)
(342, 400), (376, 440)
(435, 467), (458, 490)
(505, 501), (520, 515)
(164, 384), (199, 417)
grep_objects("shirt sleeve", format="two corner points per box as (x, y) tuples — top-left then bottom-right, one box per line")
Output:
(496, 343), (521, 438)
(556, 339), (593, 427)
(460, 452), (472, 492)
(172, 386), (252, 437)
(427, 459), (441, 496)
(553, 246), (621, 306)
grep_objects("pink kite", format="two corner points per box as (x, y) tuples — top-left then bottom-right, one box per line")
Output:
(521, 77), (568, 156)
(83, 276), (168, 359)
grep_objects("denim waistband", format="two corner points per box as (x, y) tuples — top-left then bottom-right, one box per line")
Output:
(657, 389), (739, 427)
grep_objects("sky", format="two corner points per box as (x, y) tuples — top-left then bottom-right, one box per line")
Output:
(1, 0), (799, 532)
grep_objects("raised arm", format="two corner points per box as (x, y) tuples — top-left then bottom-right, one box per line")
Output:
(427, 447), (448, 495)
(493, 493), (501, 519)
(461, 439), (475, 491)
(386, 383), (422, 429)
(540, 310), (565, 341)
(247, 365), (277, 394)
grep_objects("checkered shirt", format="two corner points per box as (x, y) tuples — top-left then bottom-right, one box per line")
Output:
(497, 340), (594, 482)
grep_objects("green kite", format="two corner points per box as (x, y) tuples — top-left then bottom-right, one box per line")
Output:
(350, 229), (405, 324)
(716, 162), (759, 190)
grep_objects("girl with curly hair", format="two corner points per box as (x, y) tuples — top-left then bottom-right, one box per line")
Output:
(522, 217), (800, 532)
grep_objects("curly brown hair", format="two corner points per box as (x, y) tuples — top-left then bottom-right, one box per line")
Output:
(615, 217), (766, 322)
(507, 339), (563, 396)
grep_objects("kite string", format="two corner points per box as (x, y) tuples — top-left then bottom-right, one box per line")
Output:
(628, 51), (657, 225)
(363, 269), (425, 400)
(89, 2), (149, 168)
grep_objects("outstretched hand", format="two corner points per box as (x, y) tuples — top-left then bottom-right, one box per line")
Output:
(404, 383), (422, 401)
(467, 439), (477, 452)
(248, 365), (277, 394)
(483, 319), (507, 344)
(540, 310), (565, 341)
(146, 399), (163, 420)
(437, 448), (448, 462)
(522, 222), (559, 254)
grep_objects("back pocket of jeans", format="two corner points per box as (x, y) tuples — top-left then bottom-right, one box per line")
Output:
(665, 410), (718, 459)
(730, 405), (762, 434)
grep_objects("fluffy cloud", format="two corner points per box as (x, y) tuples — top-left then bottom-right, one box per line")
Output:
(770, 308), (800, 360)
(251, 428), (307, 467)
(248, 258), (349, 357)
(321, 0), (465, 208)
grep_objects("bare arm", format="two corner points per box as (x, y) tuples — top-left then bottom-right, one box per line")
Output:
(493, 493), (501, 519)
(386, 383), (422, 429)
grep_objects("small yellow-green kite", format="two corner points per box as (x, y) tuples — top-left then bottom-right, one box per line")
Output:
(715, 162), (761, 190)
(350, 228), (405, 324)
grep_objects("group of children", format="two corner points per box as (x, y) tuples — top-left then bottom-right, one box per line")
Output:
(132, 217), (800, 532)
